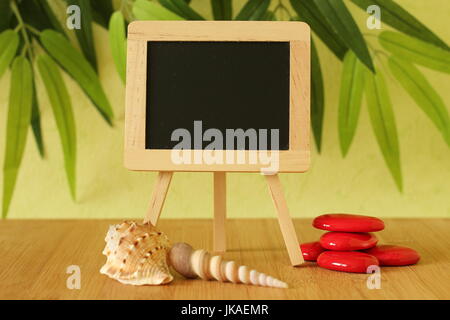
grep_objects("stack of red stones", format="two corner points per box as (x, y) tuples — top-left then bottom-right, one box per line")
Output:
(300, 214), (420, 273)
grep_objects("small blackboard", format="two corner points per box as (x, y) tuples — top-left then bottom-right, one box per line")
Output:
(145, 41), (290, 150)
(124, 21), (310, 172)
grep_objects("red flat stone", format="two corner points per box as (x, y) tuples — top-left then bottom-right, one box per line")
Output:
(364, 245), (420, 266)
(317, 251), (379, 273)
(320, 232), (378, 251)
(313, 214), (385, 232)
(300, 241), (325, 261)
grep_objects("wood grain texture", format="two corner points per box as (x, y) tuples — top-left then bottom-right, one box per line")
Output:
(143, 171), (173, 225)
(127, 21), (311, 42)
(1, 219), (448, 300)
(124, 21), (311, 172)
(265, 175), (304, 266)
(213, 172), (226, 253)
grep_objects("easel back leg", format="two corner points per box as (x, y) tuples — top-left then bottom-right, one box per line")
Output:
(214, 172), (227, 253)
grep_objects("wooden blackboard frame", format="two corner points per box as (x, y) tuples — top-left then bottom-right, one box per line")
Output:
(124, 21), (311, 173)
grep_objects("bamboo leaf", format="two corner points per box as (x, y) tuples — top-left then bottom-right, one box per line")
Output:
(338, 51), (366, 156)
(351, 0), (449, 51)
(388, 56), (450, 147)
(40, 30), (114, 125)
(31, 78), (45, 157)
(37, 54), (77, 199)
(2, 57), (33, 218)
(311, 39), (324, 152)
(379, 31), (450, 74)
(211, 0), (232, 20)
(290, 0), (347, 60)
(159, 0), (205, 20)
(234, 0), (270, 21)
(365, 69), (403, 191)
(313, 0), (374, 71)
(133, 0), (183, 20)
(0, 30), (19, 79)
(66, 0), (97, 71)
(109, 11), (127, 84)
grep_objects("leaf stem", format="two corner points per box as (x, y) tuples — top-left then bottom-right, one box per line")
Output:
(11, 1), (32, 57)
(25, 24), (41, 36)
(273, 0), (292, 20)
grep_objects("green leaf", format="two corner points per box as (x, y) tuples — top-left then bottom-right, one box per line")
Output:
(37, 54), (77, 199)
(31, 77), (45, 157)
(351, 0), (449, 51)
(159, 0), (205, 20)
(234, 0), (270, 21)
(2, 57), (33, 218)
(211, 0), (232, 20)
(0, 30), (19, 79)
(313, 0), (374, 71)
(66, 0), (98, 71)
(311, 40), (324, 152)
(109, 11), (127, 84)
(40, 30), (114, 125)
(365, 69), (403, 191)
(338, 51), (366, 156)
(388, 56), (450, 147)
(133, 0), (183, 20)
(290, 0), (347, 60)
(91, 0), (114, 28)
(379, 31), (450, 74)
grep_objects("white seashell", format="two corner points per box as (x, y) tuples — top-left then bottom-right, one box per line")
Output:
(169, 243), (288, 288)
(100, 221), (173, 285)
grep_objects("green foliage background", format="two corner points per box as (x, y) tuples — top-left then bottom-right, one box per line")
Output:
(0, 0), (449, 218)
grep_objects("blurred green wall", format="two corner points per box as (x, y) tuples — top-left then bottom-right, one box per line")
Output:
(0, 0), (449, 219)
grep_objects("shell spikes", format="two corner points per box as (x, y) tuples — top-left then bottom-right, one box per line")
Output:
(169, 242), (288, 288)
(100, 221), (173, 285)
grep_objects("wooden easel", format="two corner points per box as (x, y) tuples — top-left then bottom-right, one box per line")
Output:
(143, 171), (304, 266)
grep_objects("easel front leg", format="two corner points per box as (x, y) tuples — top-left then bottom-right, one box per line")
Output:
(144, 171), (173, 226)
(213, 172), (226, 253)
(265, 174), (304, 266)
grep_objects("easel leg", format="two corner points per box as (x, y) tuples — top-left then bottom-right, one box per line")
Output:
(143, 171), (173, 226)
(213, 172), (226, 253)
(265, 174), (304, 266)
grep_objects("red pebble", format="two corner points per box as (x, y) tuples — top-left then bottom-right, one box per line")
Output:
(317, 251), (379, 273)
(320, 232), (378, 251)
(364, 245), (420, 266)
(313, 214), (385, 232)
(300, 241), (325, 261)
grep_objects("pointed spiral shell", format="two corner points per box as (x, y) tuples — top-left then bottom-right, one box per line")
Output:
(169, 242), (288, 288)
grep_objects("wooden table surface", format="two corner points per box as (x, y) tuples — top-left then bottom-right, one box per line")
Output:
(1, 219), (449, 300)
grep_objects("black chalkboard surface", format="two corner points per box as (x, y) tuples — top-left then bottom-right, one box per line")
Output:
(145, 41), (290, 150)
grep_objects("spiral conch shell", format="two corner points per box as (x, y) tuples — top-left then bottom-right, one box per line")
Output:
(100, 221), (173, 285)
(169, 243), (288, 288)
